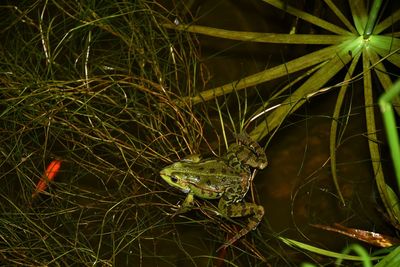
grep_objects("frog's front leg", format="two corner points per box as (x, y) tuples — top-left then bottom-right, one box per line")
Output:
(217, 198), (264, 248)
(172, 193), (195, 216)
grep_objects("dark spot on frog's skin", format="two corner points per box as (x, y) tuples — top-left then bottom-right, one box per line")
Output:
(229, 169), (236, 175)
(232, 163), (241, 170)
(236, 146), (246, 156)
(198, 167), (204, 171)
(242, 153), (253, 165)
(206, 179), (212, 186)
(209, 168), (216, 173)
(248, 215), (260, 224)
(222, 194), (230, 202)
(241, 202), (247, 216)
(226, 204), (233, 215)
(226, 153), (236, 163)
(249, 207), (255, 216)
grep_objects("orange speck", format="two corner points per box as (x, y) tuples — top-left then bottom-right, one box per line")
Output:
(32, 159), (62, 198)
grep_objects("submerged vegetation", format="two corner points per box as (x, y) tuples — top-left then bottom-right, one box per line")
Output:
(1, 0), (400, 266)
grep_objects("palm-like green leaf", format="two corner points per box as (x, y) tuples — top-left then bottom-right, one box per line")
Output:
(329, 53), (361, 205)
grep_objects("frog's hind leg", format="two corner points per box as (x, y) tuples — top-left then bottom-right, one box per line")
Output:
(218, 200), (264, 249)
(228, 134), (268, 170)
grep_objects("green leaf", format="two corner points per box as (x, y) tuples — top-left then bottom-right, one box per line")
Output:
(374, 246), (400, 267)
(250, 38), (363, 140)
(385, 185), (400, 226)
(368, 49), (400, 115)
(374, 8), (400, 34)
(323, 0), (357, 34)
(369, 35), (400, 69)
(163, 23), (352, 44)
(330, 52), (361, 205)
(363, 50), (400, 227)
(349, 0), (368, 34)
(179, 42), (358, 105)
(336, 244), (373, 267)
(279, 237), (381, 261)
(363, 0), (383, 36)
(261, 0), (352, 35)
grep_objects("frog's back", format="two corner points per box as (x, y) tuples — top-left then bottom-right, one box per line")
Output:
(184, 159), (244, 199)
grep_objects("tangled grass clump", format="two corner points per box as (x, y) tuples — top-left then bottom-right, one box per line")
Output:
(0, 1), (206, 265)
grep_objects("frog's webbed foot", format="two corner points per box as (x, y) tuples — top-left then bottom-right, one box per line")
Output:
(168, 193), (195, 217)
(164, 205), (185, 217)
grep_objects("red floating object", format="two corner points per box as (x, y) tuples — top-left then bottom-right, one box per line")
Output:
(32, 159), (62, 198)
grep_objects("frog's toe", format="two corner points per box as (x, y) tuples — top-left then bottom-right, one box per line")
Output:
(163, 207), (178, 216)
(169, 206), (182, 217)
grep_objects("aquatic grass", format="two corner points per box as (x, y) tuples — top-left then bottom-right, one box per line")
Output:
(280, 237), (381, 263)
(380, 80), (400, 192)
(0, 0), (214, 265)
(374, 246), (400, 267)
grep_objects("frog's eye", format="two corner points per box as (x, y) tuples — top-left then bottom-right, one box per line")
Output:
(170, 176), (178, 183)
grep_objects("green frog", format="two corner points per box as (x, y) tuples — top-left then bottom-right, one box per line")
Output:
(159, 134), (267, 248)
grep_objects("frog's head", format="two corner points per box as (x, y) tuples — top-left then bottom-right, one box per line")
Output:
(160, 162), (191, 193)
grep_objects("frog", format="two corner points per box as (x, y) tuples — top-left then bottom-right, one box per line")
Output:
(159, 134), (267, 248)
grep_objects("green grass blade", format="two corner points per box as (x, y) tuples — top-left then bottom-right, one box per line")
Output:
(262, 0), (352, 35)
(369, 35), (400, 52)
(368, 49), (400, 115)
(330, 52), (361, 205)
(373, 47), (400, 69)
(163, 24), (353, 44)
(385, 185), (400, 225)
(323, 0), (358, 34)
(179, 41), (358, 105)
(364, 0), (383, 36)
(336, 244), (373, 267)
(363, 49), (400, 227)
(374, 246), (400, 267)
(349, 0), (368, 34)
(379, 79), (400, 195)
(250, 38), (362, 140)
(374, 8), (400, 34)
(248, 62), (327, 127)
(369, 35), (400, 69)
(279, 237), (381, 261)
